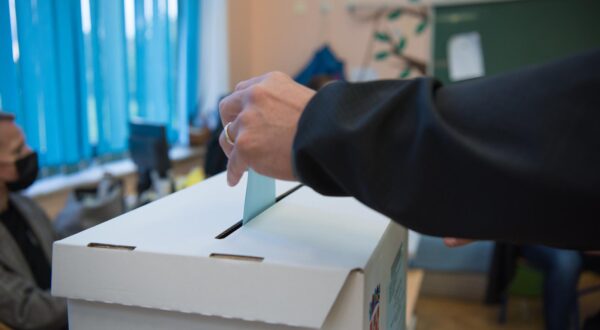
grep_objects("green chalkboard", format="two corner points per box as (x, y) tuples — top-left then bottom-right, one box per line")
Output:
(431, 0), (600, 84)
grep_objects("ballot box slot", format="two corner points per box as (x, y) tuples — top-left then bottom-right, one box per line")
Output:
(214, 220), (243, 239)
(87, 243), (136, 251)
(209, 253), (264, 262)
(214, 184), (303, 240)
(275, 184), (302, 202)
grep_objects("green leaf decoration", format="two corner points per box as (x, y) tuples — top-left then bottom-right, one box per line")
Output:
(375, 51), (390, 61)
(415, 20), (428, 34)
(394, 37), (406, 54)
(387, 9), (402, 21)
(374, 32), (391, 42)
(400, 67), (411, 78)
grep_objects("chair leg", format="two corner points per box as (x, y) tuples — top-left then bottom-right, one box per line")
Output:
(572, 300), (580, 330)
(499, 295), (508, 324)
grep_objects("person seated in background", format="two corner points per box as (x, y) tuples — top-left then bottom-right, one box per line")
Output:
(519, 245), (591, 330)
(0, 111), (67, 329)
(447, 238), (600, 330)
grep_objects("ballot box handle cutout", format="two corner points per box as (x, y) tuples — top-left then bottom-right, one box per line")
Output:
(209, 253), (264, 263)
(214, 184), (303, 240)
(87, 243), (136, 251)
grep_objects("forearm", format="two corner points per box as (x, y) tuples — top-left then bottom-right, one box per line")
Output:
(293, 49), (600, 249)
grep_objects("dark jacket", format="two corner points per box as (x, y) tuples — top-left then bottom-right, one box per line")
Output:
(293, 49), (600, 250)
(0, 194), (67, 330)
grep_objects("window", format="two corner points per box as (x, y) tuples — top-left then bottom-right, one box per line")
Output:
(0, 0), (201, 177)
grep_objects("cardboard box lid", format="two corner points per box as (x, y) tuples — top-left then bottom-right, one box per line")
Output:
(52, 173), (392, 328)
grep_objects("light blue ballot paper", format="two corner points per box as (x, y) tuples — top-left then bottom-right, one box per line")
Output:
(243, 170), (275, 225)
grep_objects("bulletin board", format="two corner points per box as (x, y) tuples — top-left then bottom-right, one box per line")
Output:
(431, 0), (600, 84)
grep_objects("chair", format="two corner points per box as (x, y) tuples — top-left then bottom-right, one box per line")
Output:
(573, 272), (600, 329)
(490, 245), (600, 328)
(496, 260), (543, 324)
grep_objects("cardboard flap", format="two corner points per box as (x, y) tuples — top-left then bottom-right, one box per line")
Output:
(52, 173), (391, 328)
(53, 243), (352, 328)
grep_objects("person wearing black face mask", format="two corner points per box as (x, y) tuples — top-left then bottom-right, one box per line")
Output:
(0, 111), (67, 330)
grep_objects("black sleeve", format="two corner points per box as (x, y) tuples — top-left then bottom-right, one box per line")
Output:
(292, 48), (600, 250)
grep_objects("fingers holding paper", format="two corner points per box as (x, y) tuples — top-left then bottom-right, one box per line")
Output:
(219, 72), (273, 126)
(219, 72), (316, 186)
(443, 238), (476, 248)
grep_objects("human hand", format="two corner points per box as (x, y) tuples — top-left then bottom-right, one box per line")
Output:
(443, 238), (475, 248)
(219, 72), (316, 186)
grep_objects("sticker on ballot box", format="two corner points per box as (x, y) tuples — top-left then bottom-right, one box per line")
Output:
(369, 284), (381, 330)
(387, 243), (406, 330)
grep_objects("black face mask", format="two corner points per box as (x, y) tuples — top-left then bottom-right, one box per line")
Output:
(6, 152), (39, 191)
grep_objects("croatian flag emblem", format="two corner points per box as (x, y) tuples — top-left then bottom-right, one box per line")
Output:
(369, 285), (381, 330)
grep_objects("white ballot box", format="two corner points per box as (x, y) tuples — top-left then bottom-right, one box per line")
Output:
(52, 172), (407, 330)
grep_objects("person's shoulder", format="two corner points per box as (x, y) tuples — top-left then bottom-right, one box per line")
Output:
(9, 192), (37, 207)
(9, 193), (49, 220)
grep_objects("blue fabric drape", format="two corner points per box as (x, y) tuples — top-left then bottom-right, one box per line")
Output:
(89, 0), (130, 155)
(0, 0), (201, 173)
(14, 0), (70, 167)
(181, 0), (200, 120)
(54, 0), (90, 165)
(133, 0), (180, 142)
(0, 0), (20, 118)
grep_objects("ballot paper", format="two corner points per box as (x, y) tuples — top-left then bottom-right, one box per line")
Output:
(243, 169), (275, 224)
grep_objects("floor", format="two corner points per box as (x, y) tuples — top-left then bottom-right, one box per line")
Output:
(416, 295), (545, 330)
(414, 273), (600, 330)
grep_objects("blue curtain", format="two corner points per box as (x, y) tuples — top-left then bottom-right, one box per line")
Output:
(0, 0), (200, 173)
(0, 0), (19, 118)
(89, 0), (130, 156)
(133, 0), (179, 142)
(54, 0), (91, 166)
(13, 0), (79, 169)
(180, 0), (199, 120)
